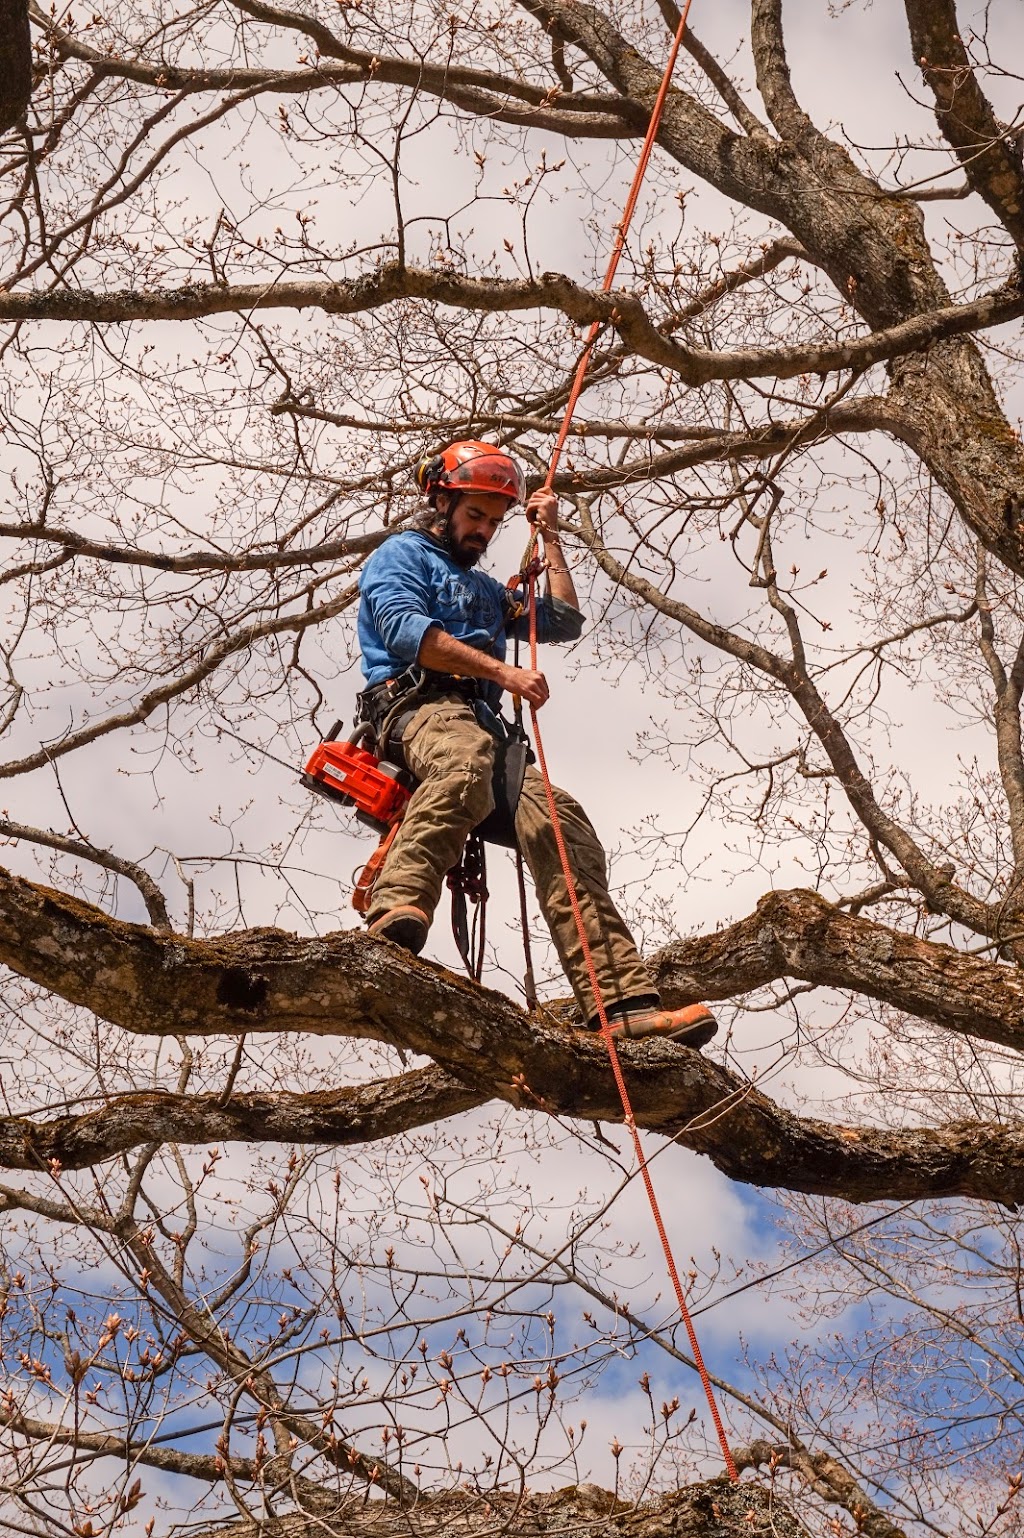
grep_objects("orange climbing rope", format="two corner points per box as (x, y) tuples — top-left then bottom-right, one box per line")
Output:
(525, 0), (740, 1485)
(543, 0), (697, 495)
(527, 578), (739, 1484)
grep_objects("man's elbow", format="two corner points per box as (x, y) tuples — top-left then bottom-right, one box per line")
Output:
(378, 613), (439, 664)
(547, 600), (585, 643)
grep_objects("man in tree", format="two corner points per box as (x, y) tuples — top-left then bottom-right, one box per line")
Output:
(357, 439), (718, 1047)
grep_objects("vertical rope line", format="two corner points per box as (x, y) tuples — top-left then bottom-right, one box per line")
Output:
(543, 0), (695, 491)
(525, 0), (738, 1481)
(527, 572), (737, 1480)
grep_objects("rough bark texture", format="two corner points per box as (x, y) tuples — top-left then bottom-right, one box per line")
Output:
(4, 868), (1024, 1204)
(904, 0), (1024, 252)
(0, 0), (31, 133)
(184, 1480), (802, 1538)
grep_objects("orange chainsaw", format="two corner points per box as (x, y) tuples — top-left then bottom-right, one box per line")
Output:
(302, 723), (412, 913)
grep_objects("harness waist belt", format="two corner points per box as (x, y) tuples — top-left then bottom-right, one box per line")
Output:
(357, 667), (485, 723)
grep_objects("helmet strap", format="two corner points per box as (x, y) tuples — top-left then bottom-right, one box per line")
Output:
(431, 491), (460, 551)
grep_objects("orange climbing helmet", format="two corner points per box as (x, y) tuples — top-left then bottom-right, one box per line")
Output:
(415, 440), (526, 507)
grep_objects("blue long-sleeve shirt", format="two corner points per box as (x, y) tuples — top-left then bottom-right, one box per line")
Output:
(358, 530), (583, 701)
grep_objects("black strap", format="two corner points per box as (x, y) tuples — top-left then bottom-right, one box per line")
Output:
(474, 726), (530, 849)
(448, 832), (488, 982)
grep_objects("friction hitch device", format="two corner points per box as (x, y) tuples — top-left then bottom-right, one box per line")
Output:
(301, 721), (411, 834)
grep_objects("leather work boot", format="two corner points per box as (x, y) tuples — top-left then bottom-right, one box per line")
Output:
(368, 905), (430, 955)
(591, 997), (718, 1049)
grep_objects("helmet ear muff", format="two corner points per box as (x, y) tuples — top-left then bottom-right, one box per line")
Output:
(416, 455), (445, 503)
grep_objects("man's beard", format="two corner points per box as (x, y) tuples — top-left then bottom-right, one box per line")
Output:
(439, 518), (486, 568)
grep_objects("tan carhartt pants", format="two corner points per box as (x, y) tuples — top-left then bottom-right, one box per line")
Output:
(367, 695), (655, 1019)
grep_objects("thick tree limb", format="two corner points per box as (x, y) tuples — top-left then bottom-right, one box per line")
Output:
(735, 1439), (907, 1538)
(750, 0), (822, 154)
(975, 551), (1024, 873)
(181, 1482), (798, 1538)
(660, 886), (1024, 1048)
(0, 0), (31, 133)
(1, 265), (1020, 390)
(4, 868), (1024, 1203)
(904, 0), (1024, 252)
(0, 1068), (482, 1172)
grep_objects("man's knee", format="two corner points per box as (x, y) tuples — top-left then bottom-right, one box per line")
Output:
(516, 773), (608, 886)
(461, 757), (496, 824)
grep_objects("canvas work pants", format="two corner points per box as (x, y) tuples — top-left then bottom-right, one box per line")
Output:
(367, 695), (655, 1019)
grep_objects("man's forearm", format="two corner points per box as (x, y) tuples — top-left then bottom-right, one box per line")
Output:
(417, 626), (507, 684)
(541, 534), (580, 610)
(416, 626), (550, 708)
(522, 487), (581, 612)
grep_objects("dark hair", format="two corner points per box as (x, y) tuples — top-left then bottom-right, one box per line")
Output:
(414, 489), (455, 534)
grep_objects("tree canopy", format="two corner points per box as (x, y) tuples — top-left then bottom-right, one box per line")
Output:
(2, 1), (1024, 1534)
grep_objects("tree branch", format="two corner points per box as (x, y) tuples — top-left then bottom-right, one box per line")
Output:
(735, 1439), (908, 1538)
(904, 0), (1024, 252)
(4, 866), (1024, 1203)
(975, 550), (1024, 872)
(0, 815), (170, 929)
(0, 1067), (482, 1172)
(574, 501), (1003, 939)
(30, 0), (636, 136)
(0, 521), (390, 575)
(0, 0), (31, 133)
(291, 398), (890, 491)
(180, 1482), (799, 1538)
(750, 0), (823, 151)
(0, 583), (357, 780)
(651, 0), (768, 138)
(2, 265), (1019, 390)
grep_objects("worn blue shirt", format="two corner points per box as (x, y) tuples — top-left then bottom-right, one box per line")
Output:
(358, 530), (583, 697)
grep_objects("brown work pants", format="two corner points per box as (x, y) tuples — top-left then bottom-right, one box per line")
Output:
(367, 695), (655, 1019)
